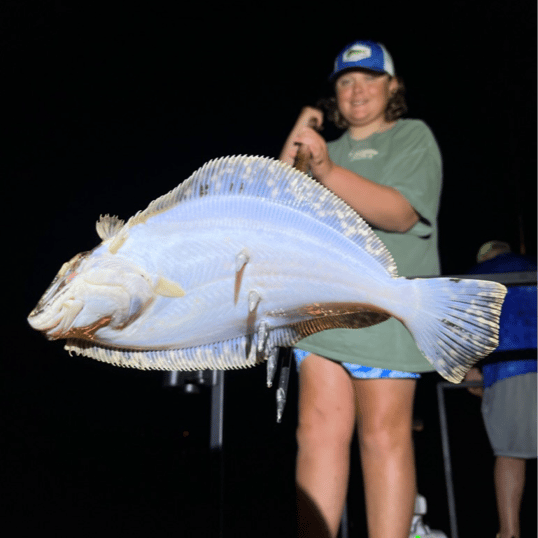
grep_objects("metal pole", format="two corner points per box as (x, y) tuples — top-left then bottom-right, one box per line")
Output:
(437, 380), (484, 538)
(210, 370), (225, 537)
(436, 381), (458, 538)
(210, 370), (225, 450)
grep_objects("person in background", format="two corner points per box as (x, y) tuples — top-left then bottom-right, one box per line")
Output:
(279, 40), (443, 538)
(465, 240), (537, 538)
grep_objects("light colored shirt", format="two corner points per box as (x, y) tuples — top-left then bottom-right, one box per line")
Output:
(295, 119), (443, 371)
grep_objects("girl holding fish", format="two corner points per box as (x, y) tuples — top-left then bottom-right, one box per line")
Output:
(280, 40), (443, 538)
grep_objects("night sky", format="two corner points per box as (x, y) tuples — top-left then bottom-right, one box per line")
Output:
(3, 2), (537, 537)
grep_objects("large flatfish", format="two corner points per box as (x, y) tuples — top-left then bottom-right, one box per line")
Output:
(28, 155), (506, 383)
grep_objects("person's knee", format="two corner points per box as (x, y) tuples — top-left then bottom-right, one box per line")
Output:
(297, 406), (354, 451)
(358, 417), (412, 455)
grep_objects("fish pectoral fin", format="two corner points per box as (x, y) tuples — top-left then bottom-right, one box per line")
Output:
(96, 214), (125, 240)
(154, 277), (186, 298)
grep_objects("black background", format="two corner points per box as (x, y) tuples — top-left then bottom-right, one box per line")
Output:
(3, 1), (536, 537)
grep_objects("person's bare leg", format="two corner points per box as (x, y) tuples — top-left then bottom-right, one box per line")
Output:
(296, 354), (356, 537)
(495, 456), (526, 538)
(354, 378), (417, 538)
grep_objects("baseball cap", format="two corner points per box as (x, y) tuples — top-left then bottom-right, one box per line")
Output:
(330, 40), (395, 81)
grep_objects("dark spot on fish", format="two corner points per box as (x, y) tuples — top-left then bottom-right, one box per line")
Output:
(449, 278), (462, 283)
(199, 184), (209, 197)
(228, 182), (245, 194)
(441, 318), (468, 336)
(442, 318), (459, 329)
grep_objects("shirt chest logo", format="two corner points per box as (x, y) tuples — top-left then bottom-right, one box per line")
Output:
(348, 149), (379, 161)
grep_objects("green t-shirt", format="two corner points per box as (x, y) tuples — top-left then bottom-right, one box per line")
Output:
(295, 119), (443, 372)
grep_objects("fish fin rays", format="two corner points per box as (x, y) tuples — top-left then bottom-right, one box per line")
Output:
(267, 302), (392, 333)
(402, 277), (507, 383)
(285, 310), (391, 340)
(96, 215), (125, 240)
(64, 336), (267, 371)
(122, 156), (397, 277)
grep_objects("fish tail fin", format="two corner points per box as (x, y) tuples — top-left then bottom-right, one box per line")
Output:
(402, 277), (507, 383)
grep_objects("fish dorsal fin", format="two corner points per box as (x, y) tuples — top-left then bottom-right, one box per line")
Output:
(96, 214), (125, 240)
(126, 155), (398, 277)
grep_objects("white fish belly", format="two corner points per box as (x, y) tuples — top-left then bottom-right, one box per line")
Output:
(92, 196), (398, 349)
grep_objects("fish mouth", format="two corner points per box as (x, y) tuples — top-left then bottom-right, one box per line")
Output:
(27, 311), (62, 337)
(31, 252), (89, 315)
(28, 285), (116, 341)
(28, 252), (90, 336)
(28, 298), (83, 339)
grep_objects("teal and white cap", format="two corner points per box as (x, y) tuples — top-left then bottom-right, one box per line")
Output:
(330, 40), (395, 80)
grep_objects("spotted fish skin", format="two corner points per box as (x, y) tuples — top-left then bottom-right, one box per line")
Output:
(28, 156), (507, 382)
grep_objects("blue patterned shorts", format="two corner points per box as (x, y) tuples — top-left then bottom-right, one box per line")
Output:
(293, 349), (420, 379)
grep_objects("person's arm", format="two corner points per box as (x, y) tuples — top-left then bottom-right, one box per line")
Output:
(315, 164), (419, 233)
(290, 124), (419, 233)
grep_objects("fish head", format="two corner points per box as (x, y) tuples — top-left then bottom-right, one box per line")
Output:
(28, 250), (155, 341)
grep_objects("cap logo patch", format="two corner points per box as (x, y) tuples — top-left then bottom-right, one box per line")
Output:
(343, 44), (372, 63)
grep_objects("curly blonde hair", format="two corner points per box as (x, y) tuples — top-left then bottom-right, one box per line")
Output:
(317, 74), (407, 130)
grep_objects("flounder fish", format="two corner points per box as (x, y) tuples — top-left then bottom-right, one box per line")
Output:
(28, 155), (507, 384)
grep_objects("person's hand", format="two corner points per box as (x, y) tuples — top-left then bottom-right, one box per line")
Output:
(294, 127), (333, 180)
(279, 107), (324, 168)
(464, 367), (484, 398)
